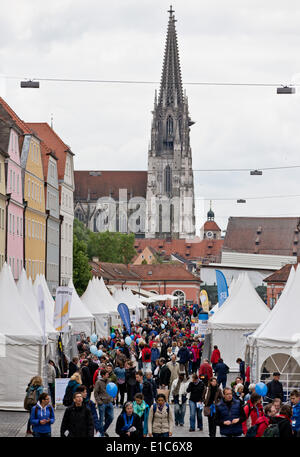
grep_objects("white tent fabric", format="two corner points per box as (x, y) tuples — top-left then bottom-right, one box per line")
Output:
(81, 279), (110, 337)
(247, 265), (300, 384)
(33, 275), (56, 335)
(0, 263), (44, 410)
(209, 272), (270, 371)
(113, 288), (136, 312)
(68, 279), (95, 336)
(94, 277), (122, 328)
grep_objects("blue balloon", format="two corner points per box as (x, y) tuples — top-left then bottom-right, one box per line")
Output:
(161, 324), (165, 329)
(130, 335), (135, 340)
(125, 336), (132, 346)
(106, 382), (118, 398)
(136, 338), (140, 344)
(164, 320), (168, 325)
(110, 333), (116, 339)
(91, 333), (97, 343)
(97, 350), (103, 358)
(90, 345), (97, 355)
(255, 382), (267, 397)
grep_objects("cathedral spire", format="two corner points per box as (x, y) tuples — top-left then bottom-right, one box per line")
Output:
(159, 6), (183, 107)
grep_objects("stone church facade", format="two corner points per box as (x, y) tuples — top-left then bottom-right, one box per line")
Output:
(74, 8), (196, 240)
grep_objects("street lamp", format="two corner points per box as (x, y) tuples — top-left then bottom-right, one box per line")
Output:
(250, 170), (263, 176)
(237, 199), (246, 203)
(277, 85), (295, 94)
(20, 80), (40, 88)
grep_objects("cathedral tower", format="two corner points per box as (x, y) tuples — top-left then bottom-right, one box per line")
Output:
(145, 6), (195, 239)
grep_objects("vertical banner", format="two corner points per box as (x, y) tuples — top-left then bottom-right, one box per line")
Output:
(215, 270), (229, 308)
(37, 285), (46, 345)
(117, 302), (131, 334)
(54, 287), (72, 333)
(198, 312), (209, 336)
(200, 290), (210, 313)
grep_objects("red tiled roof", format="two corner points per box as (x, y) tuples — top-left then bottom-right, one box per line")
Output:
(27, 122), (72, 180)
(74, 170), (147, 201)
(264, 263), (297, 284)
(0, 97), (32, 134)
(133, 238), (223, 262)
(90, 261), (141, 281)
(129, 264), (200, 282)
(203, 221), (221, 231)
(223, 217), (300, 256)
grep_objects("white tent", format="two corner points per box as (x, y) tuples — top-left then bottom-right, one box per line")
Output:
(68, 279), (95, 336)
(81, 278), (111, 337)
(95, 278), (122, 329)
(126, 288), (147, 321)
(33, 274), (56, 334)
(209, 272), (270, 372)
(247, 265), (300, 393)
(0, 263), (44, 410)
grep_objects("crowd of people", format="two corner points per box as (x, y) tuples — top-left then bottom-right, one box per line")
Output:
(23, 301), (300, 438)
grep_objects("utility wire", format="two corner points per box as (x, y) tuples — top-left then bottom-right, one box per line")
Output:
(193, 165), (300, 172)
(4, 74), (296, 87)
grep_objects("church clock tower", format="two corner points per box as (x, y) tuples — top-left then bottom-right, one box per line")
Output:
(145, 6), (196, 239)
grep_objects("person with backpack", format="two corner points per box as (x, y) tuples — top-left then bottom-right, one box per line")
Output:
(253, 403), (277, 437)
(30, 392), (55, 437)
(203, 377), (223, 437)
(199, 359), (213, 384)
(148, 393), (174, 437)
(214, 358), (229, 389)
(24, 376), (44, 436)
(267, 404), (293, 438)
(242, 392), (264, 436)
(142, 344), (152, 374)
(60, 391), (94, 437)
(63, 373), (82, 407)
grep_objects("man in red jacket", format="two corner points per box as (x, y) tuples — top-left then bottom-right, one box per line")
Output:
(198, 359), (213, 385)
(211, 346), (221, 372)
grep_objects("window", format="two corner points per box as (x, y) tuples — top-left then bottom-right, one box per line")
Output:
(166, 116), (173, 136)
(20, 217), (23, 237)
(17, 217), (19, 235)
(28, 220), (31, 239)
(12, 215), (15, 234)
(17, 175), (19, 194)
(12, 257), (15, 277)
(172, 290), (186, 306)
(17, 258), (19, 275)
(10, 169), (12, 191)
(165, 165), (172, 193)
(13, 172), (15, 192)
(31, 181), (33, 199)
(20, 259), (23, 271)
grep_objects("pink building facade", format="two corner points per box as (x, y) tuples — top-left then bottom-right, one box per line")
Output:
(6, 128), (24, 279)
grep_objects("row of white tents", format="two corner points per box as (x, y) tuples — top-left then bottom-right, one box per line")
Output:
(0, 263), (150, 410)
(208, 267), (300, 394)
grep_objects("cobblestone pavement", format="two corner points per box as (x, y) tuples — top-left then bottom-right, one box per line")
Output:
(1, 403), (220, 438)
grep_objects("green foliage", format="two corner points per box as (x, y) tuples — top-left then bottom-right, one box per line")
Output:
(141, 259), (148, 264)
(87, 231), (136, 264)
(73, 218), (90, 244)
(73, 234), (92, 296)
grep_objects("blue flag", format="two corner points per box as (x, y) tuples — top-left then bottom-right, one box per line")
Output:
(117, 303), (131, 334)
(215, 270), (229, 308)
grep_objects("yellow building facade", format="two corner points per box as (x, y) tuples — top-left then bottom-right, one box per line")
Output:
(0, 151), (7, 270)
(21, 134), (46, 280)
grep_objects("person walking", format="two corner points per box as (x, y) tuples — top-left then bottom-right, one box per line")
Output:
(177, 343), (190, 378)
(30, 393), (55, 437)
(203, 377), (223, 437)
(24, 376), (44, 436)
(242, 392), (264, 435)
(186, 373), (205, 432)
(114, 361), (126, 408)
(166, 354), (180, 390)
(170, 372), (189, 427)
(158, 358), (171, 390)
(133, 370), (155, 407)
(80, 359), (93, 399)
(60, 391), (94, 437)
(214, 358), (229, 389)
(63, 373), (82, 407)
(76, 385), (100, 436)
(198, 359), (213, 386)
(151, 343), (160, 373)
(215, 387), (246, 437)
(94, 369), (114, 437)
(236, 358), (245, 383)
(148, 393), (174, 437)
(133, 393), (150, 436)
(254, 403), (277, 437)
(115, 401), (143, 438)
(290, 390), (300, 436)
(210, 346), (221, 373)
(68, 357), (79, 377)
(142, 344), (152, 374)
(47, 360), (56, 407)
(125, 360), (137, 402)
(266, 372), (284, 402)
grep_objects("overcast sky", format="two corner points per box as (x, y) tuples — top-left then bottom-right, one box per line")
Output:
(1, 0), (300, 233)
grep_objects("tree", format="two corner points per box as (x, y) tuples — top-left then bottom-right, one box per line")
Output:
(73, 218), (90, 244)
(141, 259), (148, 264)
(87, 231), (136, 264)
(73, 234), (92, 296)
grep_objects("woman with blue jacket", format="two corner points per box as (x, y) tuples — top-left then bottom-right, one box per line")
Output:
(30, 393), (55, 437)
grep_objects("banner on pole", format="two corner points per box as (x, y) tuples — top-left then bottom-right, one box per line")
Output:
(198, 313), (209, 335)
(200, 290), (210, 312)
(117, 302), (131, 334)
(215, 270), (229, 308)
(54, 287), (72, 333)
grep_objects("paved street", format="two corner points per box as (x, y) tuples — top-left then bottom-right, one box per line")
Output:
(0, 403), (220, 438)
